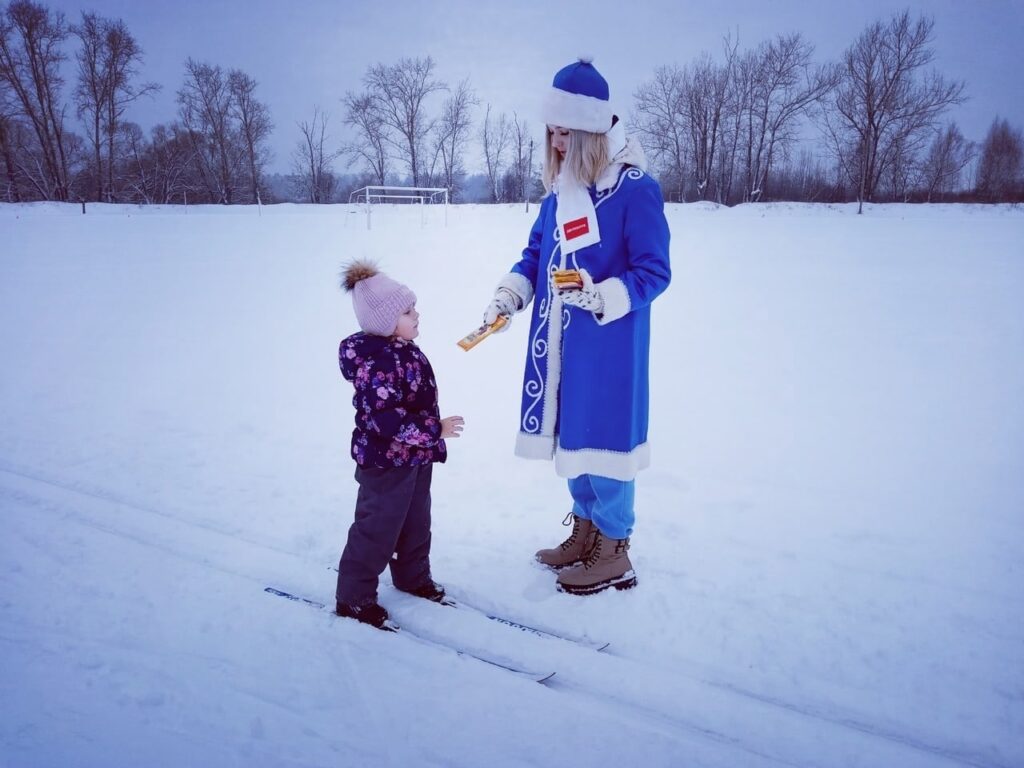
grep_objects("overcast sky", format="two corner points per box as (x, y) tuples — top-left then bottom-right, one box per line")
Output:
(44, 0), (1024, 175)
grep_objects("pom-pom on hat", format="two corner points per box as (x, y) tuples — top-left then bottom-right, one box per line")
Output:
(541, 56), (613, 134)
(341, 259), (416, 336)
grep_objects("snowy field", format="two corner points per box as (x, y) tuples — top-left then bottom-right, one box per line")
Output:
(1, 200), (1022, 768)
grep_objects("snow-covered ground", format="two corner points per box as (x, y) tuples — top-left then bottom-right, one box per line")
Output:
(1, 200), (1021, 768)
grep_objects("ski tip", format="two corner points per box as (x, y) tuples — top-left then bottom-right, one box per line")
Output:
(537, 671), (557, 684)
(263, 586), (326, 610)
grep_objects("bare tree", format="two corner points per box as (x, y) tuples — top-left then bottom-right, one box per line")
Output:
(632, 64), (689, 200)
(976, 118), (1023, 201)
(292, 105), (340, 203)
(0, 77), (23, 200)
(177, 58), (238, 203)
(432, 77), (475, 199)
(0, 118), (23, 200)
(481, 103), (511, 202)
(145, 122), (198, 204)
(0, 0), (73, 200)
(101, 19), (157, 201)
(825, 11), (965, 212)
(117, 119), (151, 202)
(0, 88), (48, 201)
(71, 12), (106, 201)
(72, 12), (158, 202)
(713, 33), (745, 205)
(740, 33), (839, 202)
(503, 112), (534, 203)
(362, 56), (445, 186)
(685, 53), (730, 201)
(784, 148), (837, 202)
(343, 90), (388, 185)
(228, 69), (272, 203)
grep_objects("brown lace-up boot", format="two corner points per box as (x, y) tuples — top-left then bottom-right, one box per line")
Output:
(556, 532), (637, 595)
(535, 514), (597, 570)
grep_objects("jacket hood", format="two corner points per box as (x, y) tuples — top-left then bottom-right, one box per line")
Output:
(339, 332), (394, 382)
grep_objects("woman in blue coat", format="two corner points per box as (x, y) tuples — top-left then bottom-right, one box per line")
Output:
(483, 58), (671, 595)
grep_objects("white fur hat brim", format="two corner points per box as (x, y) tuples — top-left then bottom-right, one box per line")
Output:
(541, 87), (613, 134)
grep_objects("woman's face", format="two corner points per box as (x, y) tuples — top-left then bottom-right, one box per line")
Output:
(394, 305), (419, 341)
(548, 125), (570, 158)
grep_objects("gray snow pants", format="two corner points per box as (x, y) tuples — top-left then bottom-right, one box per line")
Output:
(335, 463), (433, 607)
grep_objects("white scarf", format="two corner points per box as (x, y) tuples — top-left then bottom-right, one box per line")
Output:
(554, 120), (631, 259)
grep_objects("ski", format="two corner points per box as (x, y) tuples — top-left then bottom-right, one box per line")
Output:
(263, 587), (555, 683)
(326, 567), (610, 652)
(442, 595), (611, 652)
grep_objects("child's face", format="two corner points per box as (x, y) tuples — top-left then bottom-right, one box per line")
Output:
(394, 305), (419, 341)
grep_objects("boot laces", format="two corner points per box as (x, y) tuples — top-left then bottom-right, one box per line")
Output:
(559, 513), (581, 552)
(582, 535), (603, 569)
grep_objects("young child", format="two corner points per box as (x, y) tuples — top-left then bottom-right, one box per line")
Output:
(335, 260), (464, 629)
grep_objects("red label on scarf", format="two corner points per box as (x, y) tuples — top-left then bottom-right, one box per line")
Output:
(564, 217), (590, 240)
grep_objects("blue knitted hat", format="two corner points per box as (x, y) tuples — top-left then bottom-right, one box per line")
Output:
(541, 57), (613, 134)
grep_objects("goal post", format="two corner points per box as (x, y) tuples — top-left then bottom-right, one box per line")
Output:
(349, 185), (449, 229)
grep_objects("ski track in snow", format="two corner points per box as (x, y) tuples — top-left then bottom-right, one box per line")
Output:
(2, 202), (1021, 768)
(0, 462), (1009, 768)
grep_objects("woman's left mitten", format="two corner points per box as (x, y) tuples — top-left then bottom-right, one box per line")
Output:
(558, 269), (605, 314)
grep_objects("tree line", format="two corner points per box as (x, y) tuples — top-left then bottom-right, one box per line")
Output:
(0, 0), (271, 204)
(633, 12), (1021, 207)
(1, 1), (1021, 206)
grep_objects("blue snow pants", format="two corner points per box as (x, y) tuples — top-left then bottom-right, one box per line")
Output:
(567, 474), (635, 540)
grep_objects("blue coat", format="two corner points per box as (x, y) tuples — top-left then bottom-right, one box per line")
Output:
(506, 166), (671, 481)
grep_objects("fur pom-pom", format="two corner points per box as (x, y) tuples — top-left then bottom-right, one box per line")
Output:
(577, 55), (594, 65)
(341, 259), (379, 292)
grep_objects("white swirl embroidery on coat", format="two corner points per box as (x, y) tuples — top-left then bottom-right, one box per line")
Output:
(522, 233), (561, 433)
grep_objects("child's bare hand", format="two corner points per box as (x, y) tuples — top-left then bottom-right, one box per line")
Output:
(440, 416), (464, 439)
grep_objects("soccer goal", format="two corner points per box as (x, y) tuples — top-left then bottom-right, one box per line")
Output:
(349, 185), (449, 229)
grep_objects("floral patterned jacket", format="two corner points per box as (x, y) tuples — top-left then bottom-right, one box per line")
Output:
(339, 332), (447, 467)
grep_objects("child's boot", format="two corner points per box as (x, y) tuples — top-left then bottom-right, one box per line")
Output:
(335, 600), (398, 631)
(535, 514), (597, 570)
(397, 580), (448, 604)
(556, 532), (637, 595)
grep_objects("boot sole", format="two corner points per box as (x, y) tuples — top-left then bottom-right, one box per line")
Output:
(557, 571), (638, 596)
(336, 613), (400, 632)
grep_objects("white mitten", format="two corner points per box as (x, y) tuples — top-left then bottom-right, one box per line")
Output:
(482, 287), (521, 332)
(557, 269), (604, 315)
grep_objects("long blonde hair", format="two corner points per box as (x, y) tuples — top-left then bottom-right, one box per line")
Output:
(542, 127), (610, 194)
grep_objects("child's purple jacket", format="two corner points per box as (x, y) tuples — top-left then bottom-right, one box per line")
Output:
(339, 332), (447, 467)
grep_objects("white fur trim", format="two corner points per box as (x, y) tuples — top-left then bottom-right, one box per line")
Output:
(596, 163), (624, 193)
(516, 431), (555, 459)
(606, 119), (627, 161)
(542, 87), (613, 133)
(554, 443), (650, 481)
(594, 276), (631, 325)
(497, 271), (534, 309)
(540, 290), (564, 435)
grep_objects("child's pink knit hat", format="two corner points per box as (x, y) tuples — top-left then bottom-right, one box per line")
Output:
(341, 260), (416, 336)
